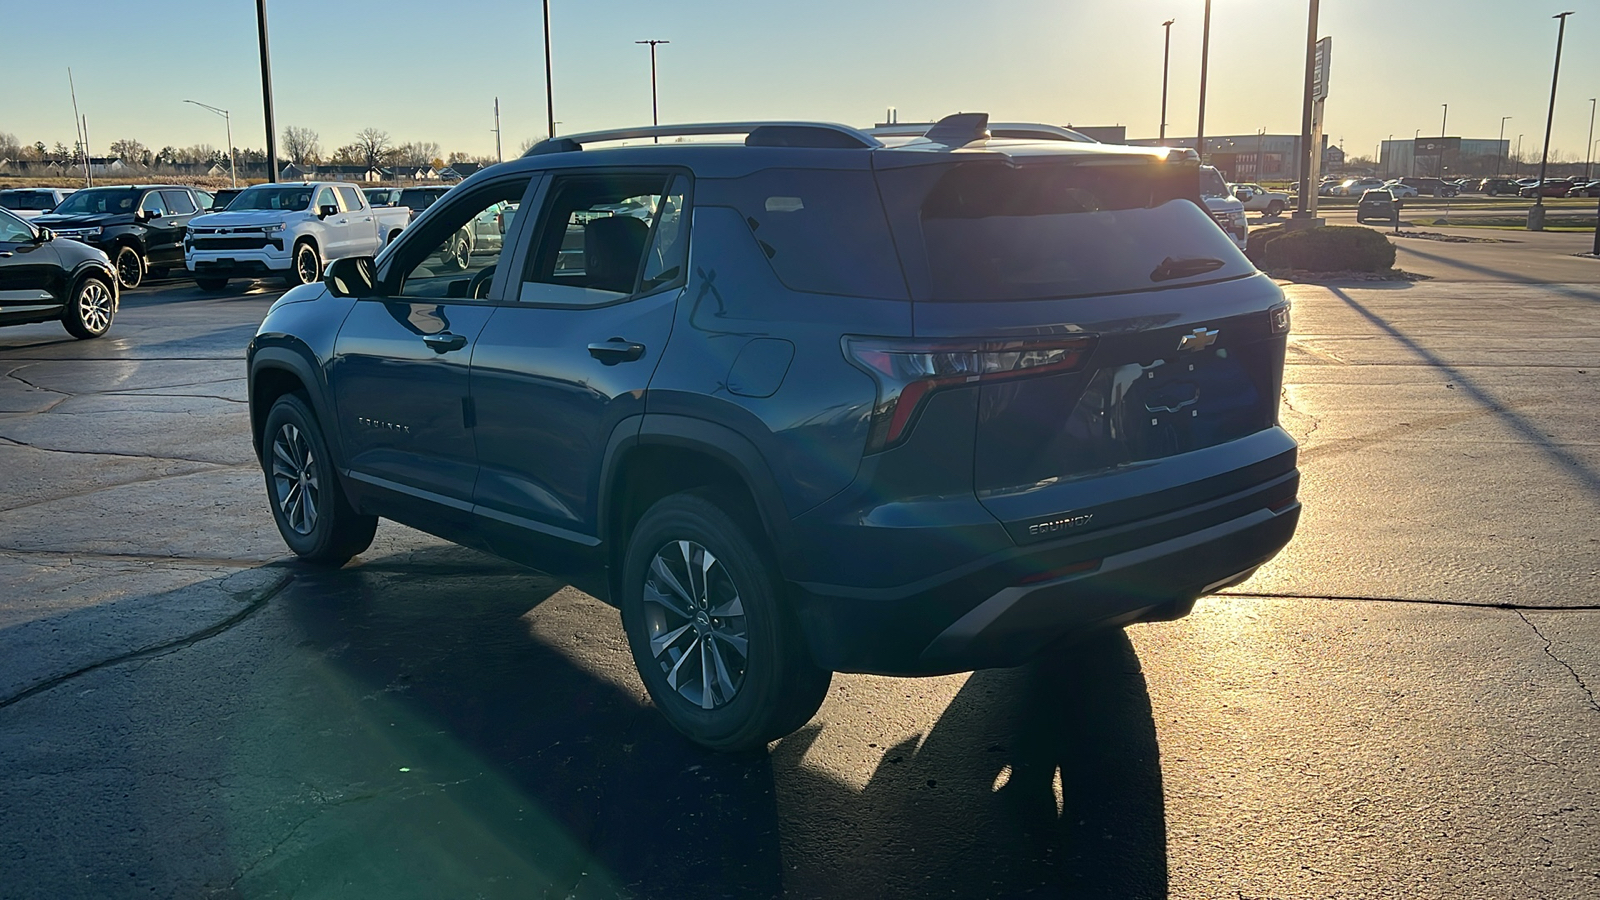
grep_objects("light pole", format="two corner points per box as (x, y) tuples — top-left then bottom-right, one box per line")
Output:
(1412, 128), (1420, 177)
(1196, 0), (1212, 160)
(635, 40), (670, 142)
(1516, 134), (1523, 175)
(543, 0), (555, 138)
(1292, 0), (1318, 219)
(1437, 103), (1448, 177)
(184, 100), (235, 187)
(1530, 11), (1574, 231)
(1160, 18), (1175, 142)
(1585, 98), (1596, 180)
(1386, 134), (1393, 176)
(255, 0), (278, 183)
(1496, 116), (1511, 177)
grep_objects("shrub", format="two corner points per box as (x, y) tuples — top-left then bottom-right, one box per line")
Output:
(1245, 224), (1288, 264)
(1260, 225), (1396, 273)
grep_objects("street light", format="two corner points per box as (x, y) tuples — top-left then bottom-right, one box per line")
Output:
(1437, 104), (1448, 178)
(1530, 11), (1574, 232)
(635, 39), (670, 141)
(183, 99), (235, 187)
(1497, 116), (1511, 177)
(1412, 128), (1420, 177)
(1159, 18), (1175, 142)
(1585, 98), (1596, 181)
(1196, 0), (1212, 160)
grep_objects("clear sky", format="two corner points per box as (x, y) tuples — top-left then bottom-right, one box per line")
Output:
(4, 0), (1599, 163)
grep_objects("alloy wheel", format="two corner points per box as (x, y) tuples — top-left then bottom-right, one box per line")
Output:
(296, 246), (319, 285)
(77, 280), (113, 334)
(642, 540), (749, 710)
(270, 422), (320, 535)
(116, 249), (142, 289)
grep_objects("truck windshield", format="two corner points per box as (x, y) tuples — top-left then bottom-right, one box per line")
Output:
(1198, 166), (1232, 199)
(50, 188), (141, 216)
(227, 187), (314, 211)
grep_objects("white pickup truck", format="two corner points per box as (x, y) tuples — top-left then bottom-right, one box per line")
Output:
(184, 181), (410, 291)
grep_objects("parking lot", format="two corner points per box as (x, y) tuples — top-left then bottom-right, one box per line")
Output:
(2, 248), (1598, 897)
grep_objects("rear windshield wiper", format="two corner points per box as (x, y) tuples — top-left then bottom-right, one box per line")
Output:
(1150, 256), (1226, 283)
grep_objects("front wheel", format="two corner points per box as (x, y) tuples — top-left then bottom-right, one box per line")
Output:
(261, 393), (377, 566)
(62, 275), (115, 339)
(1265, 200), (1284, 217)
(113, 245), (144, 290)
(286, 242), (321, 287)
(621, 491), (831, 752)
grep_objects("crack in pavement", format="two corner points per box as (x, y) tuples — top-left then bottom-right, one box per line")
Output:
(0, 569), (293, 711)
(1515, 610), (1600, 715)
(1217, 590), (1600, 612)
(0, 547), (284, 568)
(0, 432), (240, 467)
(1280, 391), (1321, 444)
(0, 462), (232, 515)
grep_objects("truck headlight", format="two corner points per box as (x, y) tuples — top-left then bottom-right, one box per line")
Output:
(261, 223), (287, 234)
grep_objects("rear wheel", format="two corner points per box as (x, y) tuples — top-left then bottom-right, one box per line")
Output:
(621, 491), (831, 751)
(113, 245), (143, 290)
(261, 393), (377, 566)
(61, 275), (115, 339)
(1265, 200), (1284, 217)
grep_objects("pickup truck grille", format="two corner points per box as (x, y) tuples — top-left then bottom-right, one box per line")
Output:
(192, 236), (278, 251)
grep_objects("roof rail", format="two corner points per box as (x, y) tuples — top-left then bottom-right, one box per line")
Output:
(522, 122), (883, 156)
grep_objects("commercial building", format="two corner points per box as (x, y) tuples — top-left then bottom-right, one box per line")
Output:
(1378, 138), (1512, 178)
(1124, 134), (1330, 182)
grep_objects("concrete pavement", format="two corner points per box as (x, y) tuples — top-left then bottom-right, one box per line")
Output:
(1, 267), (1598, 898)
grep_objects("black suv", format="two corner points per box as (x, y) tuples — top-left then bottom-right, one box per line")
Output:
(247, 115), (1301, 750)
(32, 184), (207, 289)
(0, 208), (119, 339)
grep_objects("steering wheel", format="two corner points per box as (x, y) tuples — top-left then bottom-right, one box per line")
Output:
(467, 264), (497, 300)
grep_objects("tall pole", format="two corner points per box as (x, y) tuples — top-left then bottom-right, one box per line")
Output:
(1497, 116), (1511, 177)
(256, 0), (278, 183)
(1438, 104), (1448, 177)
(1159, 19), (1174, 142)
(1294, 0), (1318, 217)
(1516, 134), (1523, 175)
(635, 40), (669, 141)
(494, 97), (503, 163)
(543, 0), (555, 138)
(68, 68), (90, 187)
(1412, 128), (1420, 177)
(81, 117), (93, 188)
(1196, 0), (1211, 160)
(1585, 98), (1596, 181)
(184, 101), (236, 187)
(1530, 11), (1574, 231)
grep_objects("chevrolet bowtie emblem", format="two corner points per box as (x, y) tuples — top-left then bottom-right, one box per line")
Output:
(1178, 327), (1219, 353)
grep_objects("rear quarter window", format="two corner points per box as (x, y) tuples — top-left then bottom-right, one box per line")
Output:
(697, 168), (906, 299)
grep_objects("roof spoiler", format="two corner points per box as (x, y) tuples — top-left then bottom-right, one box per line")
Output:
(923, 113), (991, 147)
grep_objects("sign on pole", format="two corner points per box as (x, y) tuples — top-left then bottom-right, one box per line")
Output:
(1312, 37), (1332, 102)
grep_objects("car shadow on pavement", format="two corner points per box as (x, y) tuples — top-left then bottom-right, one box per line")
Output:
(270, 545), (1170, 898)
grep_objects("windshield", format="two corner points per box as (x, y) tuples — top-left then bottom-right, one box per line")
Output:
(50, 188), (141, 216)
(226, 186), (313, 211)
(1198, 167), (1232, 199)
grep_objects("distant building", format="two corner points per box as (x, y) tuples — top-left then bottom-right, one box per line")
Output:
(1069, 125), (1127, 144)
(1126, 134), (1327, 182)
(1322, 145), (1346, 170)
(1378, 138), (1510, 178)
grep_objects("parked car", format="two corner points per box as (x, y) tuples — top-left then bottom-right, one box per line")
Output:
(246, 114), (1301, 751)
(1519, 180), (1573, 198)
(0, 207), (119, 339)
(1381, 180), (1420, 198)
(0, 187), (75, 219)
(184, 181), (412, 291)
(1394, 176), (1459, 197)
(396, 185), (453, 222)
(1478, 177), (1521, 196)
(1229, 183), (1290, 217)
(1356, 189), (1401, 223)
(363, 187), (400, 207)
(31, 184), (208, 289)
(1575, 180), (1600, 198)
(207, 188), (242, 212)
(1333, 177), (1385, 196)
(1201, 167), (1248, 249)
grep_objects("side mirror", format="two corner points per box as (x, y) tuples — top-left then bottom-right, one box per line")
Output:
(325, 256), (378, 298)
(34, 227), (54, 243)
(138, 209), (160, 222)
(319, 204), (339, 219)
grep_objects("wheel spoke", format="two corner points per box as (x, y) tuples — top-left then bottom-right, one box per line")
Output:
(700, 639), (715, 709)
(710, 630), (748, 660)
(679, 540), (702, 602)
(709, 595), (744, 618)
(648, 556), (694, 613)
(665, 636), (700, 691)
(643, 581), (693, 620)
(650, 621), (695, 658)
(708, 638), (739, 702)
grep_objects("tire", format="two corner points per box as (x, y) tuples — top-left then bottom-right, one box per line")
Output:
(1355, 216), (1366, 224)
(286, 241), (321, 288)
(195, 277), (230, 292)
(113, 245), (143, 290)
(620, 491), (831, 751)
(261, 393), (377, 566)
(447, 228), (472, 271)
(61, 274), (115, 340)
(387, 229), (402, 248)
(1265, 200), (1284, 217)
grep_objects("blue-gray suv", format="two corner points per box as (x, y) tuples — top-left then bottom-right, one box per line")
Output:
(247, 114), (1301, 751)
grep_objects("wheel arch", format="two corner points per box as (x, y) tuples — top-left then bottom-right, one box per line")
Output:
(248, 345), (344, 468)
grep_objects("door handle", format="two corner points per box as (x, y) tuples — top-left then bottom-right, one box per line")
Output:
(0, 251), (12, 258)
(587, 338), (646, 364)
(422, 332), (468, 353)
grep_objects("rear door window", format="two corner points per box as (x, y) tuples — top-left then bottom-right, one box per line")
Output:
(336, 186), (364, 212)
(161, 190), (197, 215)
(518, 172), (678, 306)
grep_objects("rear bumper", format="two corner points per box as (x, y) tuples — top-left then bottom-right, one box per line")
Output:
(790, 471), (1299, 675)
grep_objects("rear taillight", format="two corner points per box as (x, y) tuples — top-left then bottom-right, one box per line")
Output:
(844, 335), (1097, 454)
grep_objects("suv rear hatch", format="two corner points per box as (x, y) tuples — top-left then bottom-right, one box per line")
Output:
(868, 145), (1295, 548)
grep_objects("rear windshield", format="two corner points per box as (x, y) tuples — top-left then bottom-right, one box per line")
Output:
(890, 161), (1252, 301)
(399, 189), (447, 210)
(0, 191), (59, 210)
(228, 186), (312, 211)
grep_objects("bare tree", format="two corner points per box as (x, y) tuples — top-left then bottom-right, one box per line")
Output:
(353, 128), (393, 169)
(516, 137), (539, 155)
(109, 138), (149, 164)
(281, 126), (321, 166)
(394, 141), (441, 167)
(0, 132), (20, 160)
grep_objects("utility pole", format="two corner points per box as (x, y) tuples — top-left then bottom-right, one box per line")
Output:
(1530, 11), (1574, 232)
(184, 100), (235, 187)
(256, 0), (278, 183)
(635, 40), (670, 141)
(1412, 128), (1420, 177)
(1438, 103), (1448, 178)
(543, 0), (556, 138)
(68, 68), (90, 187)
(1585, 98), (1596, 181)
(1497, 116), (1511, 177)
(1196, 0), (1211, 160)
(1292, 0), (1320, 221)
(81, 117), (93, 188)
(493, 97), (503, 163)
(1160, 18), (1174, 142)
